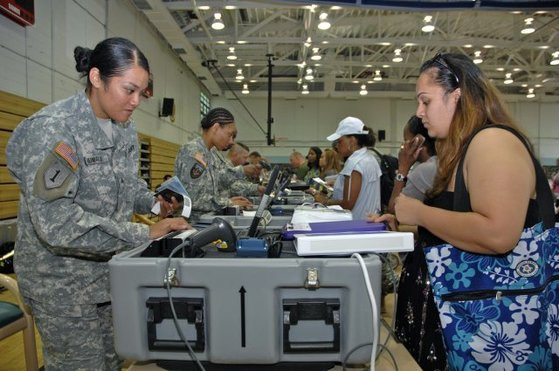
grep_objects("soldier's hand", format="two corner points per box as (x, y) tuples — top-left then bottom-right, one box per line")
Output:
(256, 185), (266, 195)
(230, 196), (253, 208)
(149, 217), (191, 239)
(243, 164), (261, 177)
(156, 195), (183, 217)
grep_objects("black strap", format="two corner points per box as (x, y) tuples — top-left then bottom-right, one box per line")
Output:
(454, 124), (555, 230)
(371, 148), (386, 168)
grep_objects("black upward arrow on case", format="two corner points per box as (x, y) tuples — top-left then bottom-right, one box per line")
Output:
(239, 286), (246, 347)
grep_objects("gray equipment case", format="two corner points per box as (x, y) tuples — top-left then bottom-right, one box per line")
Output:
(109, 241), (381, 366)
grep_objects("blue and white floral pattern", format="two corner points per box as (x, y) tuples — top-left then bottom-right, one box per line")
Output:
(425, 222), (559, 370)
(470, 321), (530, 371)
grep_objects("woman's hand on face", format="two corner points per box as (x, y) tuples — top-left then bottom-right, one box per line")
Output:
(398, 135), (425, 172)
(149, 217), (191, 239)
(156, 195), (183, 218)
(367, 213), (398, 231)
(394, 194), (423, 226)
(230, 196), (253, 208)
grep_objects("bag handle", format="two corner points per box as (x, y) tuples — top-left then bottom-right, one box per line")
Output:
(454, 124), (555, 230)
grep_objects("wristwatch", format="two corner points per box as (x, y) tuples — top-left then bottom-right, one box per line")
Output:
(395, 171), (407, 182)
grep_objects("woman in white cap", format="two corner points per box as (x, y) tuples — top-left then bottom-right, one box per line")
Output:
(313, 116), (382, 219)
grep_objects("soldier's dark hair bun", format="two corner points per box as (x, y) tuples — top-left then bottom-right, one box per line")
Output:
(74, 46), (93, 75)
(73, 38), (149, 89)
(201, 107), (235, 129)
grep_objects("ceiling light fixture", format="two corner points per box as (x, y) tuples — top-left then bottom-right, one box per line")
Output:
(473, 50), (483, 64)
(311, 48), (322, 61)
(373, 70), (382, 81)
(521, 17), (535, 34)
(211, 13), (224, 30)
(550, 51), (559, 66)
(526, 88), (535, 99)
(235, 69), (244, 81)
(504, 73), (513, 84)
(225, 5), (237, 10)
(422, 15), (435, 33)
(392, 49), (403, 63)
(318, 12), (331, 30)
(359, 84), (368, 96)
(302, 84), (309, 95)
(226, 47), (237, 60)
(304, 67), (314, 81)
(241, 83), (249, 94)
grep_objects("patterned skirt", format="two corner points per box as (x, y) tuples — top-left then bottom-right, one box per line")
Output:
(394, 243), (448, 370)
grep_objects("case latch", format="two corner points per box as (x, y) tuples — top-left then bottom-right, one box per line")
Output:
(304, 268), (320, 289)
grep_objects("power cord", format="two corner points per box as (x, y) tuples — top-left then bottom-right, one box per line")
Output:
(351, 253), (378, 371)
(372, 252), (400, 352)
(164, 243), (206, 371)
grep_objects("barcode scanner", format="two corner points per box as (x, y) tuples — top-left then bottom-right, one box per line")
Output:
(248, 166), (280, 237)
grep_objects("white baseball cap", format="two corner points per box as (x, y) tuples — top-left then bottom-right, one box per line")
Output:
(327, 116), (369, 141)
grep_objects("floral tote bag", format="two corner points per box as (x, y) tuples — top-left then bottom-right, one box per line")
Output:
(424, 125), (559, 370)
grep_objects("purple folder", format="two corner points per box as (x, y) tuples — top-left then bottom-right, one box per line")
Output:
(282, 220), (386, 240)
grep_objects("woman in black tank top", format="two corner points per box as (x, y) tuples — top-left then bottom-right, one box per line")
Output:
(389, 53), (543, 370)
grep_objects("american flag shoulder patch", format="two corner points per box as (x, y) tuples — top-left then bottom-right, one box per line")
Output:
(54, 141), (79, 171)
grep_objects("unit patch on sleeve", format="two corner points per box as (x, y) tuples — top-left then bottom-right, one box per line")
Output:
(190, 162), (205, 179)
(33, 152), (76, 201)
(54, 141), (79, 171)
(44, 160), (71, 189)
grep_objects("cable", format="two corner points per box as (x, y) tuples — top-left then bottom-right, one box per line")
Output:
(207, 61), (267, 137)
(371, 252), (400, 352)
(352, 253), (378, 371)
(164, 243), (207, 371)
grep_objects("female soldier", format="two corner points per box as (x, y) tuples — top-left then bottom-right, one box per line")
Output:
(314, 117), (382, 219)
(6, 37), (189, 370)
(175, 108), (252, 222)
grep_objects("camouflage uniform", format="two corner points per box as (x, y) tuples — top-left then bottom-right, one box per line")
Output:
(175, 136), (231, 222)
(6, 91), (154, 370)
(211, 147), (259, 197)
